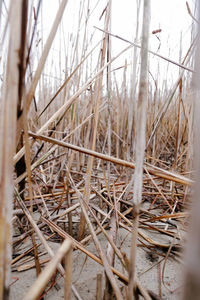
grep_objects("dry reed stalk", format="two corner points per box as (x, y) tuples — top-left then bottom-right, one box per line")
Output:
(127, 0), (141, 161)
(64, 246), (72, 300)
(104, 210), (118, 299)
(17, 0), (68, 138)
(92, 199), (177, 250)
(15, 105), (107, 184)
(94, 26), (195, 73)
(22, 238), (72, 300)
(144, 167), (173, 210)
(14, 258), (50, 273)
(15, 0), (68, 203)
(106, 0), (112, 187)
(85, 200), (126, 269)
(183, 1), (200, 298)
(14, 188), (81, 299)
(41, 216), (151, 299)
(146, 36), (197, 150)
(128, 1), (150, 299)
(96, 273), (103, 300)
(104, 3), (115, 296)
(5, 1), (196, 299)
(67, 170), (123, 299)
(12, 233), (55, 266)
(173, 36), (183, 173)
(28, 131), (193, 186)
(23, 48), (42, 276)
(0, 1), (22, 299)
(37, 39), (102, 120)
(14, 44), (132, 165)
(78, 5), (114, 240)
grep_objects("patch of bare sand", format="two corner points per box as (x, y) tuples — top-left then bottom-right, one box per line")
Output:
(10, 226), (184, 299)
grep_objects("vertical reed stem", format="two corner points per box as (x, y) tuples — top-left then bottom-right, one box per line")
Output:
(184, 1), (200, 299)
(0, 2), (22, 299)
(128, 0), (150, 299)
(65, 246), (72, 300)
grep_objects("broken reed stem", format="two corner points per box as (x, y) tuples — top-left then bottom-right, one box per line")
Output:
(67, 170), (124, 299)
(144, 167), (173, 210)
(14, 188), (65, 274)
(22, 238), (72, 300)
(41, 217), (151, 299)
(28, 131), (192, 186)
(15, 103), (107, 185)
(94, 26), (195, 73)
(128, 0), (150, 299)
(14, 188), (81, 299)
(64, 246), (72, 300)
(82, 196), (127, 269)
(96, 273), (103, 300)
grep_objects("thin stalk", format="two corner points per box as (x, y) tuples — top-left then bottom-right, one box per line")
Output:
(128, 1), (150, 299)
(14, 44), (132, 166)
(16, 0), (69, 140)
(27, 131), (193, 186)
(183, 2), (200, 299)
(78, 8), (112, 240)
(0, 2), (22, 299)
(22, 239), (72, 300)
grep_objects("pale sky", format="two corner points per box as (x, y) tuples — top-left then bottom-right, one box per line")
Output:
(0, 0), (193, 91)
(43, 0), (194, 54)
(38, 0), (194, 90)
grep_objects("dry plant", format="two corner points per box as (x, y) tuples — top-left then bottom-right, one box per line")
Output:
(183, 2), (200, 299)
(128, 1), (150, 299)
(0, 2), (23, 299)
(0, 0), (199, 299)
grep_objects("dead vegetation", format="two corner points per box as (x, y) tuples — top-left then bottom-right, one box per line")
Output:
(0, 0), (199, 299)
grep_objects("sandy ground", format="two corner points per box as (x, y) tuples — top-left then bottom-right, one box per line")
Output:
(10, 222), (184, 300)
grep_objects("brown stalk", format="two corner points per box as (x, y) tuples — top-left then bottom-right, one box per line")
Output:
(17, 0), (69, 140)
(67, 170), (123, 299)
(14, 188), (81, 299)
(183, 2), (200, 299)
(78, 7), (113, 240)
(0, 2), (22, 299)
(22, 238), (72, 300)
(128, 1), (150, 299)
(146, 35), (197, 149)
(28, 131), (193, 186)
(65, 246), (73, 300)
(96, 273), (103, 300)
(41, 216), (151, 299)
(14, 45), (132, 168)
(94, 26), (195, 73)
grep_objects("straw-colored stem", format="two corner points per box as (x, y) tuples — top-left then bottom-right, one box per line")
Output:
(28, 131), (193, 186)
(128, 0), (150, 298)
(64, 246), (72, 300)
(183, 2), (200, 299)
(17, 0), (69, 140)
(0, 1), (22, 299)
(22, 238), (72, 300)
